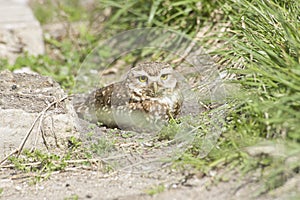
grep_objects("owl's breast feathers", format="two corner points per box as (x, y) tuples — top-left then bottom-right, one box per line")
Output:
(136, 92), (182, 120)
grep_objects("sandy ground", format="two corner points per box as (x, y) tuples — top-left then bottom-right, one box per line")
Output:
(2, 165), (299, 200)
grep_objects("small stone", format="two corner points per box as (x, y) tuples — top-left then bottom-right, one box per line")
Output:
(15, 185), (22, 191)
(209, 170), (217, 177)
(143, 141), (154, 147)
(11, 84), (17, 90)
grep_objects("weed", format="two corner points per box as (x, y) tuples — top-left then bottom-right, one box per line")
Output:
(96, 0), (220, 35)
(145, 184), (165, 196)
(90, 138), (115, 157)
(157, 118), (181, 141)
(64, 194), (79, 200)
(67, 136), (82, 150)
(212, 0), (300, 194)
(30, 0), (89, 24)
(9, 149), (66, 173)
(7, 144), (103, 184)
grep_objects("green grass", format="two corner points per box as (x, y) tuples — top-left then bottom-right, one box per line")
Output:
(90, 138), (115, 157)
(97, 0), (218, 34)
(7, 137), (88, 184)
(30, 0), (89, 24)
(145, 184), (165, 196)
(64, 194), (79, 200)
(211, 0), (300, 194)
(0, 26), (96, 90)
(221, 0), (300, 139)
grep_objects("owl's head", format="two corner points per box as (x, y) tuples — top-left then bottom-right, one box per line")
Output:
(125, 62), (178, 98)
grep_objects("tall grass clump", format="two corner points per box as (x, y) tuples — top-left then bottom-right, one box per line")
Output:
(217, 0), (300, 193)
(97, 0), (219, 36)
(222, 0), (300, 141)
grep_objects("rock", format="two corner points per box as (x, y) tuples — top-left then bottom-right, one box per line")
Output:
(0, 70), (80, 156)
(13, 67), (38, 74)
(245, 141), (285, 157)
(0, 0), (44, 63)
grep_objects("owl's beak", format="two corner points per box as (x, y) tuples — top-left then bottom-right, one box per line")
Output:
(152, 82), (158, 95)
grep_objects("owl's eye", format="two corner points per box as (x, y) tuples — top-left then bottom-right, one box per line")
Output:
(138, 75), (148, 82)
(160, 74), (169, 80)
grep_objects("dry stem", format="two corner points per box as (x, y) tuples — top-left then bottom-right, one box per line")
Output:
(0, 96), (69, 166)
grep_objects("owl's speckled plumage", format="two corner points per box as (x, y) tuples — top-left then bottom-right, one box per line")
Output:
(75, 62), (183, 132)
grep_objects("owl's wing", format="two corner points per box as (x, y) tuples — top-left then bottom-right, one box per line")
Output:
(74, 82), (129, 128)
(74, 84), (115, 123)
(93, 84), (114, 109)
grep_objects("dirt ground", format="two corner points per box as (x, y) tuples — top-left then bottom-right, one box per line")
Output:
(1, 163), (299, 200)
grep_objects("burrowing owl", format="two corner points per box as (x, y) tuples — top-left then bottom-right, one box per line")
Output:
(75, 62), (183, 132)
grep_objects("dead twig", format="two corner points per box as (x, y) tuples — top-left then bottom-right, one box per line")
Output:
(31, 107), (47, 152)
(0, 95), (69, 166)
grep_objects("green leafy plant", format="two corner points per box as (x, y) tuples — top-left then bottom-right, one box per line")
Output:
(157, 118), (181, 141)
(9, 149), (67, 173)
(90, 138), (115, 156)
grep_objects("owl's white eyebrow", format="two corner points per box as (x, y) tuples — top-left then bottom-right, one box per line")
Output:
(132, 71), (148, 77)
(160, 68), (173, 75)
